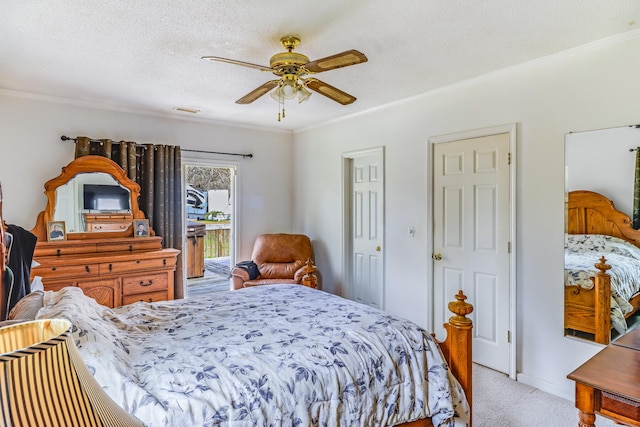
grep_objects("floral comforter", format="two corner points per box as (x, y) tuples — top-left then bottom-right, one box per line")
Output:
(565, 234), (640, 334)
(36, 285), (469, 427)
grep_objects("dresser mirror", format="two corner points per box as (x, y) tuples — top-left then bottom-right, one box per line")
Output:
(565, 124), (640, 344)
(31, 155), (148, 241)
(53, 172), (131, 233)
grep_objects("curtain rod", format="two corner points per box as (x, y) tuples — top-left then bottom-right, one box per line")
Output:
(60, 135), (253, 159)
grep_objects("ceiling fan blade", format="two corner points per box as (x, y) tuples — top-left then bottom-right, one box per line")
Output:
(235, 80), (280, 104)
(305, 78), (357, 105)
(201, 56), (272, 72)
(304, 50), (368, 73)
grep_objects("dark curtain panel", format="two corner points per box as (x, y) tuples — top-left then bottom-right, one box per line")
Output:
(634, 148), (640, 229)
(74, 138), (185, 299)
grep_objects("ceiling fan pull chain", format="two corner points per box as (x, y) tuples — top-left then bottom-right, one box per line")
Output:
(277, 98), (282, 122)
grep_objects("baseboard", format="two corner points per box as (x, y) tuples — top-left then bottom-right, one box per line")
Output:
(516, 372), (574, 401)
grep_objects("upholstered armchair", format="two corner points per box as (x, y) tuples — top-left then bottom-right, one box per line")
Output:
(231, 233), (321, 290)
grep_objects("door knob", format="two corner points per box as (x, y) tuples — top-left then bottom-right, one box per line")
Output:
(376, 246), (381, 252)
(432, 253), (442, 261)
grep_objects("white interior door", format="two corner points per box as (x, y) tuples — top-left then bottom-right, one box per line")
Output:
(344, 148), (384, 309)
(432, 130), (513, 375)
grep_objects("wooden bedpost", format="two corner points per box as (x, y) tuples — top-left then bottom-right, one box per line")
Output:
(593, 256), (611, 345)
(435, 290), (473, 426)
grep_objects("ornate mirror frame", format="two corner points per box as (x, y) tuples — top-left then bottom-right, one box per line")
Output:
(31, 155), (150, 241)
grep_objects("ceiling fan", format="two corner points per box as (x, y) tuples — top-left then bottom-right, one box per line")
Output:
(202, 36), (368, 118)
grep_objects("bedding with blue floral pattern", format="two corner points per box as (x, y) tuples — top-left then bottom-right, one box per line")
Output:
(36, 285), (469, 427)
(565, 234), (640, 334)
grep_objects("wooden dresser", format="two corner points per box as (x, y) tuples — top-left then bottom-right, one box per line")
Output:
(31, 236), (179, 308)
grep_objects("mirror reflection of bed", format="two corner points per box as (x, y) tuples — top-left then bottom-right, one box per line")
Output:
(565, 124), (640, 344)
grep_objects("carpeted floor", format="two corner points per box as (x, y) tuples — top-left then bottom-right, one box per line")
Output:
(474, 363), (617, 426)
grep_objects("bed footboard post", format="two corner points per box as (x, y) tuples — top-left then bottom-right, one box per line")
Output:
(438, 290), (473, 425)
(594, 257), (611, 345)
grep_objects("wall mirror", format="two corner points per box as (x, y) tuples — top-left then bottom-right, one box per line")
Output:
(565, 124), (640, 344)
(31, 155), (149, 241)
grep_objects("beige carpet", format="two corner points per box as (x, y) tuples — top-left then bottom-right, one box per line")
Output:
(473, 363), (618, 427)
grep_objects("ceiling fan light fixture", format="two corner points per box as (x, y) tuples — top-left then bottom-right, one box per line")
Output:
(282, 82), (297, 100)
(297, 85), (312, 103)
(270, 85), (285, 102)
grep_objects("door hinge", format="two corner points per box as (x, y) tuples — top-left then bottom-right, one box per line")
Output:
(507, 241), (511, 253)
(507, 330), (511, 343)
(508, 152), (511, 165)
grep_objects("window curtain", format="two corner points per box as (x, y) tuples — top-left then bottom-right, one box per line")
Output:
(634, 148), (640, 229)
(74, 137), (185, 299)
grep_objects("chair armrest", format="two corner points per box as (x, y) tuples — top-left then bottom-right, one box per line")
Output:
(230, 266), (250, 290)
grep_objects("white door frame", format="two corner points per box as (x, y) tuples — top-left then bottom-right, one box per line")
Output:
(341, 147), (385, 306)
(181, 154), (239, 291)
(428, 123), (517, 379)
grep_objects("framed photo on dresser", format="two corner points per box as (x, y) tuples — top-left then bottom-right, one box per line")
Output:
(47, 221), (66, 241)
(134, 219), (149, 237)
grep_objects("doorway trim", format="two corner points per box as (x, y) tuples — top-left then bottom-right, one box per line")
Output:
(428, 123), (517, 379)
(341, 146), (385, 306)
(181, 154), (239, 292)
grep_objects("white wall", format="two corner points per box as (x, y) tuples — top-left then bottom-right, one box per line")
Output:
(292, 34), (640, 399)
(566, 125), (640, 217)
(0, 94), (294, 262)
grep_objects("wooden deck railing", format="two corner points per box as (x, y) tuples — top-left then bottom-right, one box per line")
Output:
(204, 228), (230, 258)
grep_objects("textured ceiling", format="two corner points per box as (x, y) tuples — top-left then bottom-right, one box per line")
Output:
(2, 1), (640, 131)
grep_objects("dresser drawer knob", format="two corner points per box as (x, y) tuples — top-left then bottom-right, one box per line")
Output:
(109, 264), (113, 271)
(139, 280), (153, 287)
(129, 245), (133, 252)
(163, 259), (167, 265)
(56, 249), (61, 257)
(85, 265), (91, 273)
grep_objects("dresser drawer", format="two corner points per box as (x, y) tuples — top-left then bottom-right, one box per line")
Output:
(101, 257), (174, 275)
(601, 391), (640, 421)
(35, 263), (99, 279)
(122, 290), (168, 305)
(87, 222), (130, 232)
(122, 273), (168, 295)
(35, 244), (98, 257)
(98, 239), (163, 253)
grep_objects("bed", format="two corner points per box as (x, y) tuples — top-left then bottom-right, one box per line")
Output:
(565, 190), (640, 344)
(0, 195), (473, 426)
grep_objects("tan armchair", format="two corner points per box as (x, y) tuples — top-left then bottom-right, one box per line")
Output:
(231, 233), (320, 290)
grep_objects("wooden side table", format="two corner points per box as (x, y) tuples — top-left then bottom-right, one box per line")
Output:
(568, 344), (640, 426)
(613, 326), (640, 351)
